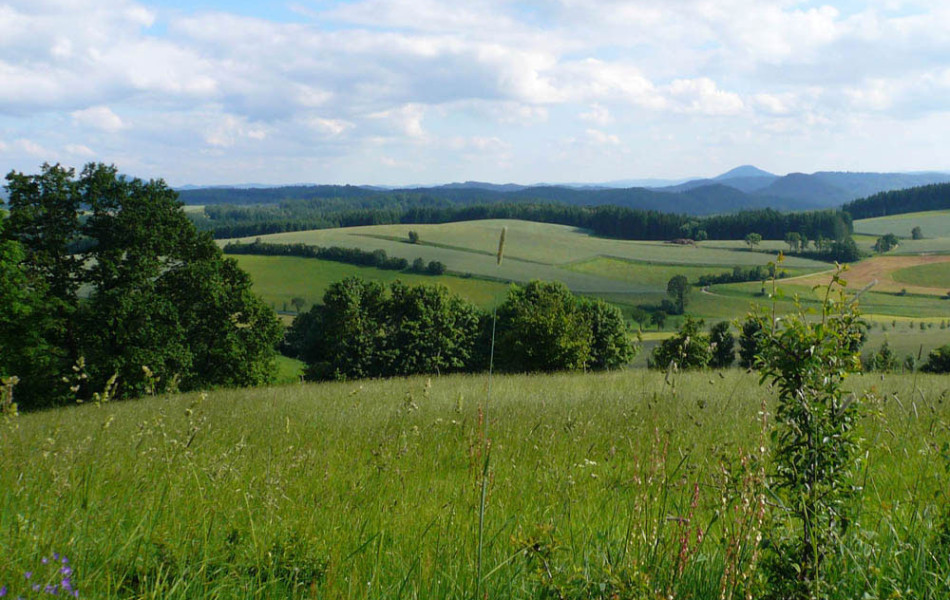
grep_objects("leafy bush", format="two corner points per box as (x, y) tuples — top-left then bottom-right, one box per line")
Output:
(650, 316), (710, 370)
(708, 321), (736, 368)
(921, 344), (950, 373)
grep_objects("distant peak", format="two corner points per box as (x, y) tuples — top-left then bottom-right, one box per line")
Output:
(714, 165), (776, 180)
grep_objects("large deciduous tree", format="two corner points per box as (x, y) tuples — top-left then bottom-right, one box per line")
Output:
(666, 274), (690, 315)
(2, 163), (282, 407)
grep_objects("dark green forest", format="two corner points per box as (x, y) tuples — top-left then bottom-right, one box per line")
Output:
(842, 182), (950, 219)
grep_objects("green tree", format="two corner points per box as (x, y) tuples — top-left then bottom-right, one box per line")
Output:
(738, 317), (763, 368)
(426, 260), (446, 275)
(753, 269), (866, 598)
(382, 281), (481, 376)
(411, 257), (426, 273)
(299, 277), (388, 380)
(408, 230), (420, 244)
(666, 274), (690, 314)
(3, 163), (282, 406)
(921, 344), (950, 373)
(495, 281), (591, 373)
(578, 297), (638, 370)
(873, 233), (900, 253)
(291, 297), (306, 313)
(784, 231), (801, 252)
(629, 307), (650, 330)
(3, 164), (84, 405)
(868, 339), (898, 372)
(911, 226), (923, 240)
(650, 310), (668, 331)
(744, 232), (762, 249)
(650, 315), (710, 370)
(708, 321), (735, 368)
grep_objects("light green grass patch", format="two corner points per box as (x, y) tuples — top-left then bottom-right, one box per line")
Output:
(854, 210), (950, 238)
(892, 262), (950, 290)
(233, 254), (511, 311)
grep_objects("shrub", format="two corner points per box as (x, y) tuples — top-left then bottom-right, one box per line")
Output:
(921, 344), (950, 373)
(752, 266), (866, 599)
(650, 316), (710, 370)
(708, 321), (735, 368)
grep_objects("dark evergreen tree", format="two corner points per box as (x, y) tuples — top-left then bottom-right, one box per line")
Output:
(709, 321), (736, 369)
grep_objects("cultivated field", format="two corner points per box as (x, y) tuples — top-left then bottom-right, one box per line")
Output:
(853, 211), (950, 255)
(223, 219), (827, 296)
(2, 370), (948, 599)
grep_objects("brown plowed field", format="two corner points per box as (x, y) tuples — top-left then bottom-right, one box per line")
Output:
(793, 255), (950, 295)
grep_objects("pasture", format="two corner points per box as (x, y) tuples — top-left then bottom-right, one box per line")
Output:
(223, 219), (826, 296)
(853, 210), (950, 255)
(231, 255), (512, 312)
(2, 370), (948, 599)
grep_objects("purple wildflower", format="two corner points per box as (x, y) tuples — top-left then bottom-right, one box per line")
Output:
(41, 557), (48, 565)
(31, 584), (40, 592)
(23, 572), (32, 580)
(0, 584), (7, 597)
(60, 566), (72, 577)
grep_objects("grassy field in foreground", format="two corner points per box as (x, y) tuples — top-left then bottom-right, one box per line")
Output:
(2, 371), (949, 599)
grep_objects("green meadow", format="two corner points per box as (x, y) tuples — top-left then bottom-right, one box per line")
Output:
(232, 254), (511, 312)
(2, 370), (948, 599)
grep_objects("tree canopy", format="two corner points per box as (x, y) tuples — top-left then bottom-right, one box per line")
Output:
(0, 163), (282, 408)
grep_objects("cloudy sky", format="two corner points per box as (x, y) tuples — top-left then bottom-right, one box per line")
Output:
(1, 0), (949, 186)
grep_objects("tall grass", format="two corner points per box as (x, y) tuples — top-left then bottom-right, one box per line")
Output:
(1, 371), (949, 598)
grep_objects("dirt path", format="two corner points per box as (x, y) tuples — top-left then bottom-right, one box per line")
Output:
(792, 255), (950, 295)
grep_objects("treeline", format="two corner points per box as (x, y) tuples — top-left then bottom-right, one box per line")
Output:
(1, 164), (282, 410)
(198, 198), (854, 248)
(696, 264), (785, 287)
(223, 239), (446, 275)
(284, 278), (636, 381)
(843, 182), (950, 219)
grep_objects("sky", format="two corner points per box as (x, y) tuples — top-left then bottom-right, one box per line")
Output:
(1, 0), (949, 186)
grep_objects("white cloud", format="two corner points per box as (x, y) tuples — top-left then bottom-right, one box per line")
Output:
(1, 0), (949, 183)
(64, 143), (96, 157)
(580, 104), (612, 126)
(585, 129), (621, 146)
(72, 106), (125, 132)
(666, 78), (744, 116)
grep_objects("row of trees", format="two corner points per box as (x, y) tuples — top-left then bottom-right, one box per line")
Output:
(0, 164), (282, 410)
(283, 278), (637, 380)
(842, 182), (950, 219)
(223, 239), (446, 275)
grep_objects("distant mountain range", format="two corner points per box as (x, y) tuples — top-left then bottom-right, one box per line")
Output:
(173, 166), (950, 216)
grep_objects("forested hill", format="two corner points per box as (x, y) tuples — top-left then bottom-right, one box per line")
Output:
(178, 169), (950, 216)
(180, 182), (813, 215)
(842, 182), (950, 219)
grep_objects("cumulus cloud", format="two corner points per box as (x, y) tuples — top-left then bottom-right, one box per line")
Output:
(72, 106), (125, 132)
(1, 0), (949, 183)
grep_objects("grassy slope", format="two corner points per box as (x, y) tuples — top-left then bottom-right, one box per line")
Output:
(853, 210), (950, 255)
(233, 254), (512, 311)
(223, 220), (827, 296)
(2, 371), (948, 599)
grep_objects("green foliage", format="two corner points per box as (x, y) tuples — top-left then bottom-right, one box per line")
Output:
(738, 317), (764, 369)
(868, 339), (898, 372)
(708, 321), (736, 368)
(650, 316), (710, 370)
(2, 163), (282, 407)
(753, 267), (867, 599)
(578, 297), (639, 370)
(495, 281), (592, 373)
(911, 225), (923, 240)
(666, 274), (690, 314)
(408, 230), (419, 244)
(288, 277), (482, 380)
(921, 344), (950, 373)
(873, 232), (900, 253)
(650, 311), (668, 331)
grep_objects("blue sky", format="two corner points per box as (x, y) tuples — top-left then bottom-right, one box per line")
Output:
(1, 0), (949, 186)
